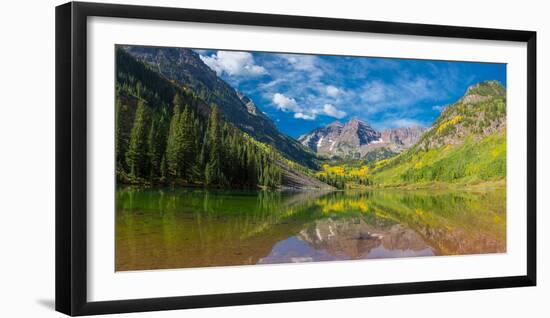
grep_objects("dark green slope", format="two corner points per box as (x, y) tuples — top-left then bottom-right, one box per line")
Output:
(370, 80), (507, 186)
(116, 48), (281, 187)
(115, 48), (332, 189)
(120, 45), (318, 169)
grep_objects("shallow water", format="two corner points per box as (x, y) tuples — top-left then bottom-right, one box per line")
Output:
(115, 187), (506, 271)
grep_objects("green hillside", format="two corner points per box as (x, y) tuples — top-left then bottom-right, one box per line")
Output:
(369, 80), (506, 187)
(370, 131), (505, 186)
(121, 46), (319, 169)
(115, 48), (285, 188)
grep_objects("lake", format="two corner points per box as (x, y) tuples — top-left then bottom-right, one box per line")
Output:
(116, 186), (506, 271)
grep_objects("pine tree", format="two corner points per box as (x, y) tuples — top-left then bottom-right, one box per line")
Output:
(189, 110), (202, 179)
(179, 105), (196, 181)
(246, 146), (257, 187)
(166, 94), (184, 179)
(147, 116), (164, 180)
(160, 155), (167, 181)
(126, 100), (151, 178)
(204, 105), (224, 186)
(115, 99), (126, 169)
(192, 115), (202, 159)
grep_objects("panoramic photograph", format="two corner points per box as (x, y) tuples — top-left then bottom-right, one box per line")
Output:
(115, 45), (507, 271)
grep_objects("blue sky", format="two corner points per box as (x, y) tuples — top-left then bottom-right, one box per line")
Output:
(196, 49), (506, 138)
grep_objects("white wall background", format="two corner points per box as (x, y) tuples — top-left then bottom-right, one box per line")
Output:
(0, 0), (547, 316)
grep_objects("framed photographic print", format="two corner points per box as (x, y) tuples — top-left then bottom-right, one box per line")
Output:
(55, 1), (536, 316)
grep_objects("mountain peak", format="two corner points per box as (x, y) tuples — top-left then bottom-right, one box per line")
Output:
(298, 117), (424, 159)
(347, 117), (368, 125)
(418, 80), (506, 151)
(328, 120), (344, 127)
(465, 80), (506, 98)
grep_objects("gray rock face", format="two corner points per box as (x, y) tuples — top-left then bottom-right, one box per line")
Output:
(380, 126), (427, 152)
(339, 118), (381, 149)
(236, 91), (264, 117)
(298, 119), (426, 159)
(298, 121), (344, 153)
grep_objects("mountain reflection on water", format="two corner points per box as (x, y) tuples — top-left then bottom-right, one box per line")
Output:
(259, 219), (434, 264)
(116, 187), (506, 271)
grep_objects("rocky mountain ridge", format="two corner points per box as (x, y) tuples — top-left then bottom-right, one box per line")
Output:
(298, 118), (426, 159)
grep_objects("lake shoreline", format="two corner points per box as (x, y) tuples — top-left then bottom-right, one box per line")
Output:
(360, 179), (506, 191)
(116, 178), (506, 193)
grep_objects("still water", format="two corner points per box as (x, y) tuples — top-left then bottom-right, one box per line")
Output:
(116, 187), (506, 271)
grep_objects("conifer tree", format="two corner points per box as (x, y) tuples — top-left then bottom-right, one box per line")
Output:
(160, 155), (167, 181)
(147, 117), (164, 180)
(204, 105), (224, 186)
(126, 100), (151, 178)
(166, 94), (184, 179)
(179, 105), (196, 181)
(115, 99), (126, 169)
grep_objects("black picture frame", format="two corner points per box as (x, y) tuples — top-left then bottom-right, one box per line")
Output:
(55, 1), (537, 316)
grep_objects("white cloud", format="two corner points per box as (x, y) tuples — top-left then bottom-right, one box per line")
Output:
(361, 80), (388, 104)
(282, 54), (319, 73)
(272, 93), (348, 121)
(294, 112), (316, 120)
(200, 51), (267, 77)
(358, 76), (446, 115)
(325, 85), (340, 97)
(193, 49), (208, 55)
(259, 78), (284, 90)
(272, 93), (301, 112)
(322, 104), (346, 119)
(432, 104), (446, 112)
(271, 93), (348, 121)
(374, 117), (427, 130)
(393, 118), (424, 128)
